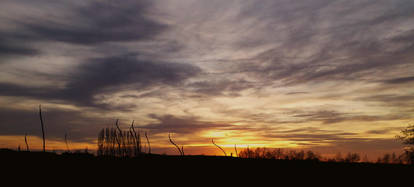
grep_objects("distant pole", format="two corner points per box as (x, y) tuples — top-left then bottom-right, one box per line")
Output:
(39, 105), (46, 152)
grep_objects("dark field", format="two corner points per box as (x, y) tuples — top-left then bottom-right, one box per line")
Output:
(2, 149), (412, 176)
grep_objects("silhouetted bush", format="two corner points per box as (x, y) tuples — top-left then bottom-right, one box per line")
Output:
(238, 148), (321, 161)
(97, 125), (142, 157)
(344, 152), (360, 163)
(396, 124), (414, 164)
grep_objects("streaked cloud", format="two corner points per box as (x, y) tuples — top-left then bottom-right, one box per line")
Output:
(0, 0), (413, 156)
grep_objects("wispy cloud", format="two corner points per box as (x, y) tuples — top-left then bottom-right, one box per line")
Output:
(383, 76), (414, 84)
(0, 0), (413, 155)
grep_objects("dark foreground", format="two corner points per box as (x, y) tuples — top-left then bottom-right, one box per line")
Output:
(1, 149), (412, 180)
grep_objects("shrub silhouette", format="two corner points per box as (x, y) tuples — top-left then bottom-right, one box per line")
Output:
(344, 152), (360, 163)
(396, 124), (414, 164)
(97, 120), (142, 157)
(238, 147), (321, 161)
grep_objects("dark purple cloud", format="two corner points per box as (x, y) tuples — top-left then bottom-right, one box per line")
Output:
(0, 55), (201, 109)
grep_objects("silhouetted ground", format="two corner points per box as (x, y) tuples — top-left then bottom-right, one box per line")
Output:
(1, 148), (412, 180)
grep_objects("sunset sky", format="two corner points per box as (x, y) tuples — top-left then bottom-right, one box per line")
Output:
(0, 0), (413, 159)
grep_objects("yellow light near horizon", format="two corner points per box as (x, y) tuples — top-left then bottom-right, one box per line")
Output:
(200, 129), (320, 149)
(0, 135), (96, 151)
(203, 130), (227, 138)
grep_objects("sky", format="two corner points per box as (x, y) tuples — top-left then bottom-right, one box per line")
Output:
(0, 0), (413, 159)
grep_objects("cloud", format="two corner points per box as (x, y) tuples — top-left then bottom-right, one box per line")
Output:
(273, 133), (359, 143)
(292, 110), (347, 124)
(62, 55), (201, 107)
(185, 78), (254, 97)
(285, 92), (308, 95)
(383, 76), (414, 84)
(274, 109), (411, 125)
(365, 127), (402, 135)
(1, 0), (165, 46)
(0, 55), (201, 109)
(227, 0), (414, 86)
(0, 37), (39, 57)
(0, 0), (203, 110)
(257, 126), (359, 142)
(1, 0), (413, 155)
(323, 138), (403, 153)
(143, 114), (232, 134)
(356, 94), (414, 111)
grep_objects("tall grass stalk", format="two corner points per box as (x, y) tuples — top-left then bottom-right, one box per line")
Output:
(212, 139), (227, 156)
(64, 132), (70, 152)
(234, 144), (238, 157)
(97, 119), (143, 157)
(39, 105), (46, 152)
(168, 133), (183, 156)
(24, 133), (29, 151)
(145, 132), (151, 154)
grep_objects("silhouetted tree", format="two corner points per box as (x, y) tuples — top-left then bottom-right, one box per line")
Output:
(382, 153), (391, 164)
(396, 124), (414, 164)
(391, 152), (399, 164)
(305, 150), (320, 161)
(287, 150), (305, 160)
(344, 152), (360, 163)
(238, 147), (320, 161)
(334, 152), (344, 162)
(362, 154), (369, 163)
(238, 147), (255, 158)
(273, 148), (284, 159)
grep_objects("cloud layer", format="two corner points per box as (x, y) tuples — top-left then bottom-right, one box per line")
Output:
(0, 0), (413, 156)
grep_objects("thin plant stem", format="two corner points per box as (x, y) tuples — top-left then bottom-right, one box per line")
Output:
(212, 139), (227, 156)
(39, 105), (46, 152)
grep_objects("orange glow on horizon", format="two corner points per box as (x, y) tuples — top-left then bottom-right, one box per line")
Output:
(0, 135), (96, 152)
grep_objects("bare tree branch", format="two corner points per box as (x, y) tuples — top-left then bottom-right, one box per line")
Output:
(169, 133), (183, 156)
(212, 139), (227, 156)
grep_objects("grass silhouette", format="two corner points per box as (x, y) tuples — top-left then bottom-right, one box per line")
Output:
(97, 119), (144, 157)
(38, 105), (46, 152)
